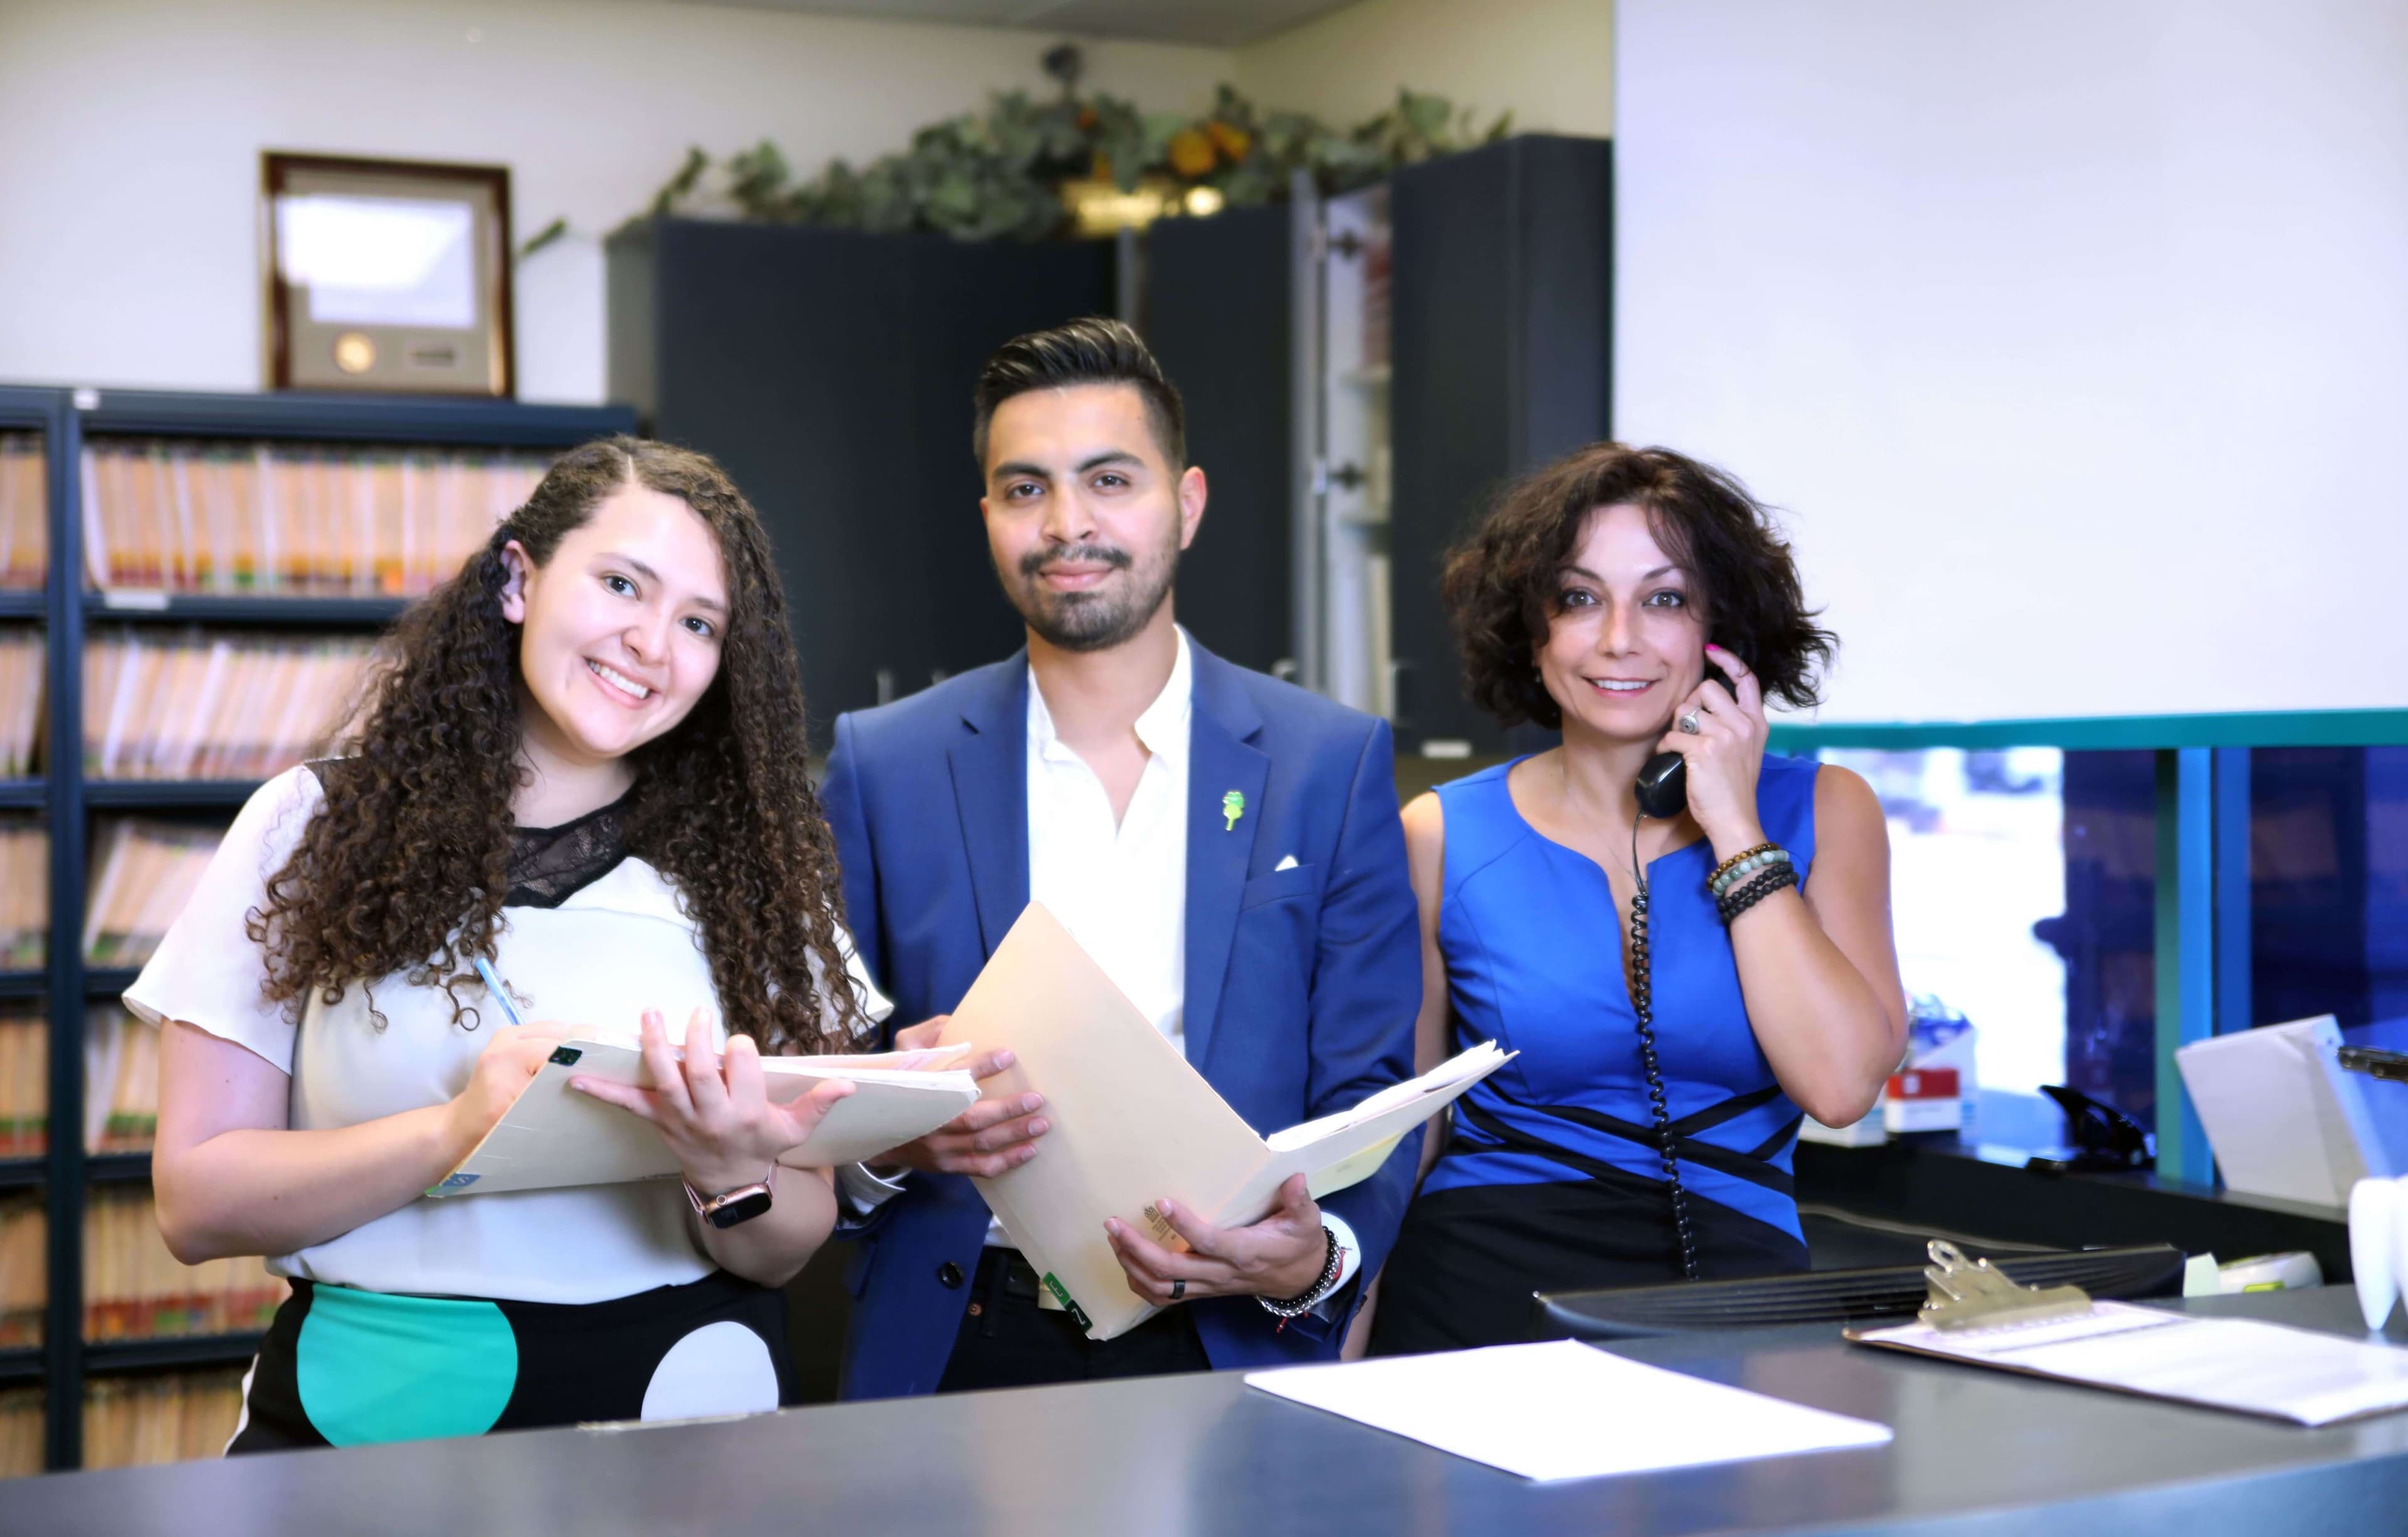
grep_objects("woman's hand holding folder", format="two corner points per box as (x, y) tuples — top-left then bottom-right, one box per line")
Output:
(864, 1017), (1050, 1180)
(569, 1007), (858, 1193)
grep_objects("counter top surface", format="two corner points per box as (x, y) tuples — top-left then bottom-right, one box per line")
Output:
(12, 1286), (2408, 1536)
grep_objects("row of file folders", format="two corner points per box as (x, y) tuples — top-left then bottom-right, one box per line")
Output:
(2, 1371), (248, 1477)
(2, 819), (243, 971)
(0, 1003), (162, 1158)
(0, 1185), (287, 1349)
(0, 628), (375, 781)
(0, 436), (46, 591)
(0, 432), (552, 595)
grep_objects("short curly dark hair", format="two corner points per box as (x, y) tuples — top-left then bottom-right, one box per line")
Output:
(1439, 443), (1835, 730)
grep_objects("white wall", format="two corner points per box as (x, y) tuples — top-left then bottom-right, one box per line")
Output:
(0, 0), (1230, 402)
(1615, 0), (2408, 722)
(1236, 0), (1612, 138)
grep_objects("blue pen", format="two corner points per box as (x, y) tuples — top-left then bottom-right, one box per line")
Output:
(472, 957), (525, 1027)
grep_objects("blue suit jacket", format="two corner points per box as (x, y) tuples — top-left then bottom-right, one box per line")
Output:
(821, 639), (1422, 1400)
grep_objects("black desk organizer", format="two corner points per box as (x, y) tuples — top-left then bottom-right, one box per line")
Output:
(1532, 1243), (2186, 1341)
(0, 386), (633, 1471)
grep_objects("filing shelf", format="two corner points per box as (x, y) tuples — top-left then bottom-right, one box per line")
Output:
(0, 384), (635, 1469)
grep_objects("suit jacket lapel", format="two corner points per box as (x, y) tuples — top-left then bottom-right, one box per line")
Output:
(946, 657), (1030, 959)
(1182, 645), (1268, 1069)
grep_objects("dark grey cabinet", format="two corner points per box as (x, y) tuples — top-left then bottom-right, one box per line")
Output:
(1389, 134), (1613, 753)
(609, 219), (1114, 746)
(1143, 203), (1297, 677)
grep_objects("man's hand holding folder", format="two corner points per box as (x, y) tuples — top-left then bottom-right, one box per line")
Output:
(872, 1022), (1047, 1179)
(1102, 1173), (1332, 1306)
(926, 903), (1509, 1340)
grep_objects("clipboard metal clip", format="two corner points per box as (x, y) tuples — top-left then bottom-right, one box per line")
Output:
(1921, 1239), (2094, 1333)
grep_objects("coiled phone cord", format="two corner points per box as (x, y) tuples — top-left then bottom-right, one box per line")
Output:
(1630, 813), (1701, 1281)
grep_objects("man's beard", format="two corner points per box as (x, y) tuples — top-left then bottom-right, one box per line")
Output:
(1007, 538), (1179, 653)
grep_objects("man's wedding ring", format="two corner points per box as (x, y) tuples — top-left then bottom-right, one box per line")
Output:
(1170, 1279), (1186, 1301)
(1678, 711), (1703, 735)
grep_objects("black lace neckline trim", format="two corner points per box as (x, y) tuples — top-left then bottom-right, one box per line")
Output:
(303, 761), (636, 911)
(507, 790), (634, 909)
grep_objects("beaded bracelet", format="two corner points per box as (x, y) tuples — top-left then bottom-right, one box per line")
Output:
(1716, 860), (1800, 925)
(1708, 842), (1778, 889)
(1709, 845), (1792, 898)
(1258, 1223), (1344, 1328)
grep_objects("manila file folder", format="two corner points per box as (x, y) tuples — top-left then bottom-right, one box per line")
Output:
(426, 1042), (979, 1198)
(938, 902), (1508, 1340)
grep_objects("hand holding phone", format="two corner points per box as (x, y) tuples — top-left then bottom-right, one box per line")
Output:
(1642, 648), (1766, 847)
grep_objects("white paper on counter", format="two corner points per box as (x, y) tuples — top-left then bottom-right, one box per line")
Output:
(1853, 1301), (2408, 1426)
(1244, 1339), (1893, 1482)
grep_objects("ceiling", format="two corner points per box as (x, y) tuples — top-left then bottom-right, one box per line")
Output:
(670, 0), (1362, 48)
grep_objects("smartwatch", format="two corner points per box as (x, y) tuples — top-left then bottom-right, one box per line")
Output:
(685, 1165), (776, 1230)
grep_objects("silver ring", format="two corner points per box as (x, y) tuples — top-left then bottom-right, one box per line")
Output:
(1678, 712), (1702, 735)
(1170, 1279), (1186, 1302)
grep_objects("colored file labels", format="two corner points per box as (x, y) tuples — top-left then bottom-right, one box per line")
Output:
(80, 438), (546, 596)
(0, 1196), (39, 1349)
(83, 630), (376, 781)
(83, 1186), (285, 1343)
(0, 1005), (41, 1157)
(84, 1005), (158, 1154)
(84, 820), (224, 968)
(0, 434), (45, 591)
(0, 631), (41, 778)
(0, 1386), (39, 1478)
(81, 1370), (246, 1471)
(0, 822), (43, 970)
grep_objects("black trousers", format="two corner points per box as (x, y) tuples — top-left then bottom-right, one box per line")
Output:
(937, 1249), (1210, 1393)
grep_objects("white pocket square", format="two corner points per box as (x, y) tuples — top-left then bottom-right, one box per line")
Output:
(1274, 855), (1299, 872)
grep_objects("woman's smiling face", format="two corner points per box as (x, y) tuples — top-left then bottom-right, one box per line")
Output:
(1534, 501), (1709, 744)
(500, 481), (730, 773)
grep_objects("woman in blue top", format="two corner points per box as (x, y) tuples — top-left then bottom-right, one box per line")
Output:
(1368, 444), (1907, 1355)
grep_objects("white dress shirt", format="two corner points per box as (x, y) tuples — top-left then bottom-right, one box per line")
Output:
(1025, 626), (1191, 1053)
(845, 628), (1357, 1306)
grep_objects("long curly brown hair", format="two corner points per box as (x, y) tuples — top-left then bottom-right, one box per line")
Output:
(1440, 442), (1837, 730)
(246, 436), (862, 1053)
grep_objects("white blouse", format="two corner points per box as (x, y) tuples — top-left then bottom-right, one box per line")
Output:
(124, 766), (892, 1305)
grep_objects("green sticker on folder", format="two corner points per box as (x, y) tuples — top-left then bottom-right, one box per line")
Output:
(1042, 1273), (1092, 1333)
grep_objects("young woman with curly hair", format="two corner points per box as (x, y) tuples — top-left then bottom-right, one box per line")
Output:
(1366, 444), (1906, 1356)
(134, 437), (894, 1449)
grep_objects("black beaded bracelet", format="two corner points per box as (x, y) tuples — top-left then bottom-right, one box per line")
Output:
(1258, 1223), (1343, 1319)
(1716, 861), (1799, 925)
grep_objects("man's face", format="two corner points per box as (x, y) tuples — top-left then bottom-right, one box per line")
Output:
(980, 383), (1207, 653)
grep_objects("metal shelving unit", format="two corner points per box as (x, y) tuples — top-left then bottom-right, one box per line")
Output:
(1, 384), (634, 1471)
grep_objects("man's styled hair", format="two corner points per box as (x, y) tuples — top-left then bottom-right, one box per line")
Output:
(972, 317), (1186, 470)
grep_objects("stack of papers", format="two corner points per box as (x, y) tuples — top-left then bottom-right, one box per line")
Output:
(1851, 1301), (2408, 1425)
(1245, 1341), (1893, 1481)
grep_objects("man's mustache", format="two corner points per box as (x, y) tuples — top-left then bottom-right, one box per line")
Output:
(1021, 544), (1134, 578)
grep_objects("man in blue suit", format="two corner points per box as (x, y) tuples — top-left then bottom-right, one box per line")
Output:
(823, 318), (1421, 1398)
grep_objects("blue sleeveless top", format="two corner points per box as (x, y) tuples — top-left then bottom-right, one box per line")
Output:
(1421, 753), (1822, 1245)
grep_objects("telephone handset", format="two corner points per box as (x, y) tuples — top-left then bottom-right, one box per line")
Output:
(1628, 655), (1729, 1281)
(1633, 659), (1729, 821)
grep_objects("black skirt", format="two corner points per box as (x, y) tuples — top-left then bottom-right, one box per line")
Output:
(1368, 1170), (1810, 1356)
(228, 1269), (795, 1453)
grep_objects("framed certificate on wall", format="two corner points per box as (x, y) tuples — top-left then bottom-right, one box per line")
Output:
(263, 152), (514, 397)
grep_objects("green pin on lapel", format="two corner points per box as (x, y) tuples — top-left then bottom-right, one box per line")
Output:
(1222, 789), (1246, 832)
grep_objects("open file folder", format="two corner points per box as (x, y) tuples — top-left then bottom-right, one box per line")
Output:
(424, 1042), (979, 1197)
(937, 902), (1509, 1340)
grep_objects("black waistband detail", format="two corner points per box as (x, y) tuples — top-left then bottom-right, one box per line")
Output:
(1455, 1096), (1796, 1198)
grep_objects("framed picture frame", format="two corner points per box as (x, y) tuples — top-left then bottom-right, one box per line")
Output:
(263, 152), (514, 397)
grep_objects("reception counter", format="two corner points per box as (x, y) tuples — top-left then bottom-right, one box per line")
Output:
(11, 1287), (2408, 1536)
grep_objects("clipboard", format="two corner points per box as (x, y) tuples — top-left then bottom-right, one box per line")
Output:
(1846, 1242), (2408, 1427)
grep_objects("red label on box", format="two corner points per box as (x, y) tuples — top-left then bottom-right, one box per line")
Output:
(1887, 1067), (1960, 1100)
